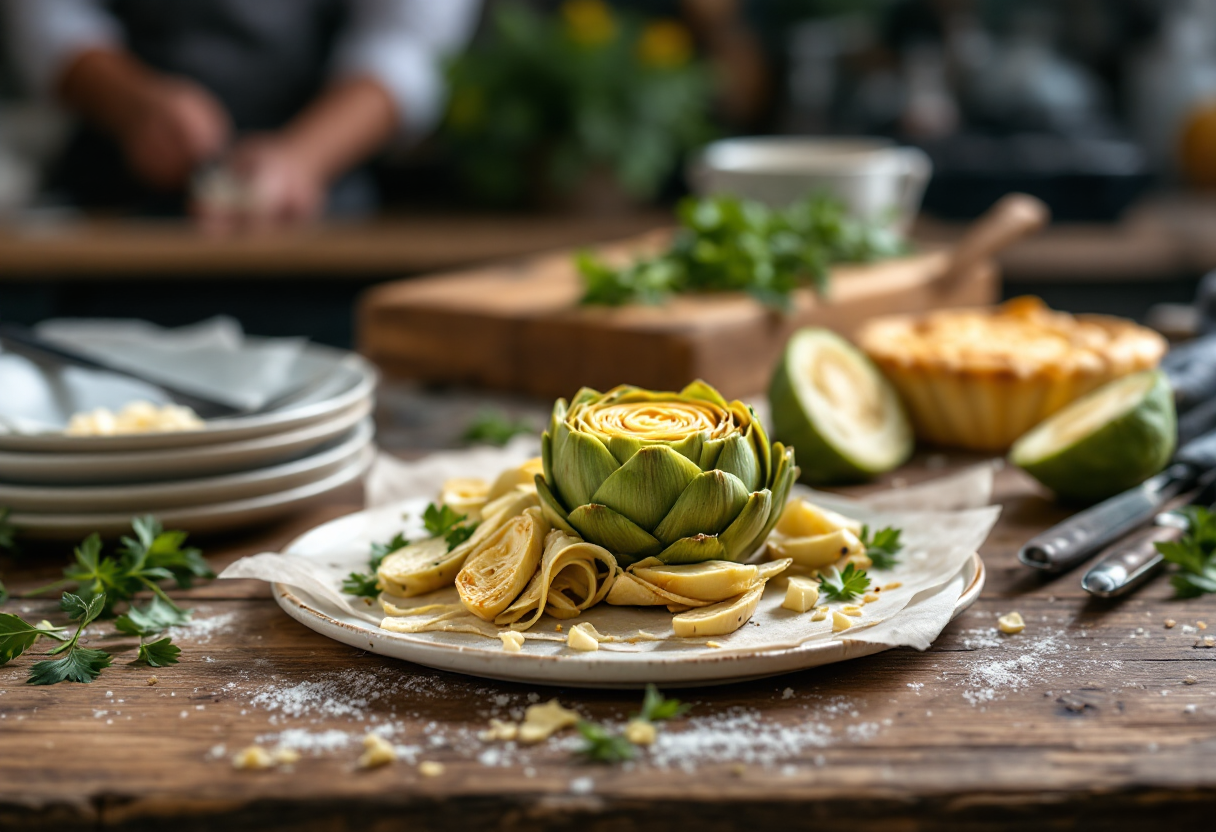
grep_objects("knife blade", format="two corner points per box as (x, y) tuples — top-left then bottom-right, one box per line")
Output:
(1019, 428), (1216, 573)
(1081, 474), (1216, 597)
(0, 323), (241, 420)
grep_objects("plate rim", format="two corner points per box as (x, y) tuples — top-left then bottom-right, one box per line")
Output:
(271, 550), (985, 689)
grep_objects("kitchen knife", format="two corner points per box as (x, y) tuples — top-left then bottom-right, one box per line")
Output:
(0, 323), (242, 420)
(1018, 428), (1216, 573)
(1081, 473), (1216, 597)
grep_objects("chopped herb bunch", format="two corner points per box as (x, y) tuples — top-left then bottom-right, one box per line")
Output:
(579, 193), (905, 311)
(818, 563), (870, 603)
(635, 683), (690, 723)
(1157, 506), (1216, 597)
(861, 525), (903, 570)
(462, 409), (535, 447)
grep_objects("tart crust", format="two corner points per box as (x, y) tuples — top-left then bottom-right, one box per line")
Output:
(856, 297), (1167, 451)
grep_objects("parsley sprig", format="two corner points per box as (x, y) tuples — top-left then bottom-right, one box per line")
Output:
(861, 525), (903, 570)
(462, 409), (535, 447)
(27, 592), (112, 685)
(818, 563), (870, 603)
(1156, 506), (1216, 597)
(576, 684), (689, 764)
(0, 611), (68, 664)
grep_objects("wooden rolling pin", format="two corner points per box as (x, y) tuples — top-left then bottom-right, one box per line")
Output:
(935, 193), (1050, 293)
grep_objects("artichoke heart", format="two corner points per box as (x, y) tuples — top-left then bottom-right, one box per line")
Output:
(769, 529), (864, 570)
(671, 582), (766, 637)
(630, 559), (758, 602)
(775, 498), (862, 538)
(456, 507), (548, 621)
(495, 529), (619, 630)
(536, 380), (798, 566)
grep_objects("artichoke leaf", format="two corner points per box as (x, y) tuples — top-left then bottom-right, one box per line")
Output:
(656, 534), (728, 564)
(590, 444), (702, 532)
(680, 379), (730, 409)
(652, 469), (749, 546)
(534, 474), (580, 536)
(553, 428), (620, 507)
(456, 507), (548, 621)
(567, 504), (662, 559)
(494, 529), (619, 630)
(713, 432), (762, 493)
(716, 489), (773, 562)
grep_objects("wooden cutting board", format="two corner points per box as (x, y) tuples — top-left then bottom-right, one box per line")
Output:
(358, 197), (1045, 401)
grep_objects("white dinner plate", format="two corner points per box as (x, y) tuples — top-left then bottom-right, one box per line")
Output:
(0, 342), (378, 453)
(0, 419), (373, 512)
(0, 400), (371, 485)
(9, 444), (374, 538)
(270, 497), (985, 688)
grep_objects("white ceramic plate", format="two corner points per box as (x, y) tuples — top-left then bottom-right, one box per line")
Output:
(0, 400), (371, 485)
(0, 342), (378, 453)
(9, 444), (374, 538)
(272, 524), (984, 690)
(0, 419), (373, 512)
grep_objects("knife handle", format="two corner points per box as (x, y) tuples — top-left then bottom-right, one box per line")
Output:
(1081, 525), (1178, 598)
(1018, 468), (1188, 573)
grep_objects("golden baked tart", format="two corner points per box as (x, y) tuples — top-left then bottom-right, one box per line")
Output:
(856, 297), (1168, 451)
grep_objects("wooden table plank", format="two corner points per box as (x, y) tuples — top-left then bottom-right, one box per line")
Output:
(2, 457), (1215, 831)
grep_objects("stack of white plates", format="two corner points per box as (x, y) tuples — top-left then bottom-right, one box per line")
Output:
(0, 342), (377, 539)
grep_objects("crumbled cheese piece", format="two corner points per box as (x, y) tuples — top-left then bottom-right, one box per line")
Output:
(498, 631), (525, 652)
(863, 592), (880, 603)
(272, 747), (301, 765)
(882, 582), (902, 591)
(519, 699), (580, 743)
(555, 624), (563, 632)
(1199, 621), (1209, 630)
(479, 719), (519, 742)
(831, 611), (853, 632)
(1165, 619), (1177, 629)
(358, 733), (397, 769)
(147, 676), (159, 686)
(706, 640), (722, 648)
(782, 576), (820, 613)
(567, 622), (601, 652)
(811, 610), (828, 622)
(418, 761), (446, 778)
(624, 719), (657, 746)
(998, 612), (1025, 635)
(841, 605), (863, 617)
(232, 746), (275, 770)
(1184, 676), (1198, 685)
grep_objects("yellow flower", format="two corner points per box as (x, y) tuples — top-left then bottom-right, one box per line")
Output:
(637, 20), (693, 69)
(448, 87), (484, 130)
(562, 0), (616, 47)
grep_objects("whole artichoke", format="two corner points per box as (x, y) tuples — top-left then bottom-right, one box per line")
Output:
(536, 380), (798, 566)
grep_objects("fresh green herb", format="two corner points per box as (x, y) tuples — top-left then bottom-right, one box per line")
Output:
(137, 637), (181, 667)
(369, 532), (409, 572)
(27, 592), (112, 685)
(1156, 506), (1216, 597)
(576, 720), (636, 763)
(341, 572), (382, 599)
(0, 614), (67, 664)
(818, 563), (870, 603)
(635, 683), (690, 722)
(33, 517), (213, 619)
(579, 193), (906, 311)
(422, 503), (479, 552)
(861, 525), (903, 570)
(114, 596), (190, 637)
(462, 409), (535, 447)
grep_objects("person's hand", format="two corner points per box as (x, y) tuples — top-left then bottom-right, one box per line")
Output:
(192, 135), (326, 233)
(118, 77), (231, 191)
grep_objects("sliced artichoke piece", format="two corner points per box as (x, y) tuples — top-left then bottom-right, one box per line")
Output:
(756, 557), (793, 581)
(775, 498), (863, 538)
(456, 507), (548, 621)
(494, 529), (619, 630)
(439, 477), (491, 519)
(605, 573), (670, 606)
(631, 560), (758, 602)
(487, 458), (545, 502)
(769, 529), (864, 570)
(376, 537), (457, 598)
(671, 583), (765, 638)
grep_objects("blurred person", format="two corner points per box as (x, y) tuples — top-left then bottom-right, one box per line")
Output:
(0, 0), (480, 229)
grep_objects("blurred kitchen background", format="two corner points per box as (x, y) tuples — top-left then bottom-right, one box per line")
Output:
(2, 0), (1216, 345)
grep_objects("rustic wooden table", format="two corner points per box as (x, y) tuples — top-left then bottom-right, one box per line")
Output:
(2, 391), (1215, 831)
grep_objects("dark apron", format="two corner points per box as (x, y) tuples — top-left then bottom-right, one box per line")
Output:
(51, 0), (374, 215)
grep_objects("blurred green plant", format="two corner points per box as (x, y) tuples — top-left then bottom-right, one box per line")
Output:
(578, 192), (906, 311)
(443, 0), (713, 205)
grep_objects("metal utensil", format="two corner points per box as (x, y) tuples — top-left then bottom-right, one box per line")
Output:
(1019, 428), (1216, 573)
(0, 323), (241, 420)
(1081, 475), (1216, 597)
